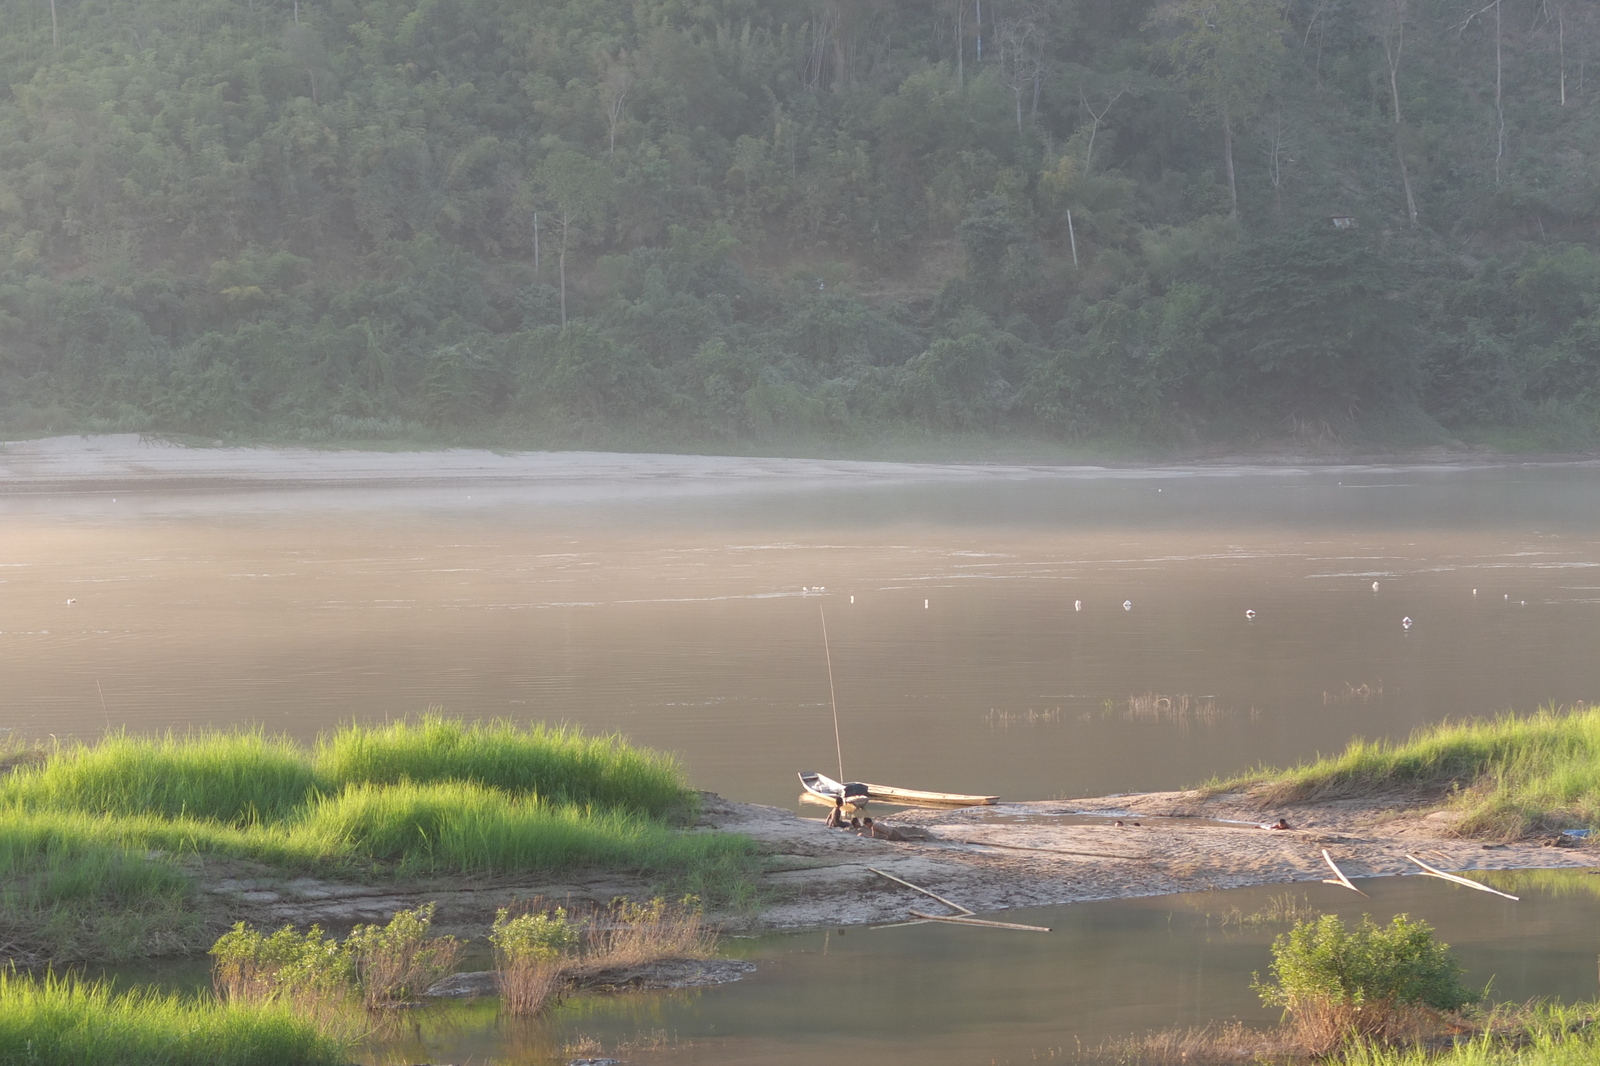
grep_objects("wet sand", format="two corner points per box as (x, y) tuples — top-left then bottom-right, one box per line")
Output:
(704, 790), (1596, 928)
(202, 790), (1595, 942)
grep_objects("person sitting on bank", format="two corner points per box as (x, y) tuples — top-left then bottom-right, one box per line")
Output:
(824, 797), (847, 829)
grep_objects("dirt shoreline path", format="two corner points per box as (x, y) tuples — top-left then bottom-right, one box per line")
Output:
(209, 791), (1596, 941)
(700, 791), (1597, 929)
(1, 434), (1584, 497)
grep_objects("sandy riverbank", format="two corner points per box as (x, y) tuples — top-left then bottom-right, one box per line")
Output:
(203, 790), (1595, 941)
(0, 434), (1574, 496)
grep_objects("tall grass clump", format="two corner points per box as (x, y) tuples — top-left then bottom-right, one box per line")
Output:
(2, 730), (321, 825)
(1335, 1002), (1600, 1065)
(1213, 704), (1600, 838)
(0, 817), (201, 963)
(316, 716), (694, 818)
(0, 971), (349, 1066)
(289, 780), (760, 882)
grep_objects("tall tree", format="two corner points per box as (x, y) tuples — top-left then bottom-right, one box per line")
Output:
(1150, 0), (1288, 214)
(996, 6), (1047, 135)
(537, 151), (614, 328)
(1375, 0), (1421, 226)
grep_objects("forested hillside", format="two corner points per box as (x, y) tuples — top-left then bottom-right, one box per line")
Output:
(2, 0), (1598, 451)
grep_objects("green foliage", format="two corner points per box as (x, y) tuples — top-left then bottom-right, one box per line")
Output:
(491, 905), (581, 964)
(1215, 703), (1600, 839)
(0, 817), (200, 963)
(315, 714), (694, 818)
(212, 904), (459, 1010)
(2, 0), (1600, 447)
(1256, 913), (1472, 1015)
(343, 902), (461, 1006)
(0, 721), (759, 965)
(3, 731), (320, 825)
(210, 922), (354, 1007)
(0, 972), (349, 1066)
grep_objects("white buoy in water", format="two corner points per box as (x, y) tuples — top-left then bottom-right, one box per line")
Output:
(1074, 600), (1082, 611)
(1402, 616), (1413, 629)
(1123, 600), (1133, 611)
(850, 595), (855, 604)
(1472, 589), (1477, 596)
(1372, 581), (1380, 591)
(65, 598), (76, 605)
(924, 599), (929, 609)
(1245, 609), (1256, 619)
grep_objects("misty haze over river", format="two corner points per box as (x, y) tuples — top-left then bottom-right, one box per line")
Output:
(10, 455), (1600, 1064)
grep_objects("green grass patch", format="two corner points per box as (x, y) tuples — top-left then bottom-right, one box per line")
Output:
(5, 731), (320, 825)
(0, 972), (350, 1066)
(316, 715), (692, 818)
(1207, 704), (1600, 838)
(1334, 1001), (1600, 1066)
(0, 718), (760, 966)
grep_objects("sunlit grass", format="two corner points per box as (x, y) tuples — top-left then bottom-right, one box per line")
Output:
(0, 719), (760, 964)
(316, 715), (692, 819)
(0, 971), (350, 1066)
(1209, 704), (1600, 838)
(1335, 1001), (1600, 1066)
(3, 730), (320, 825)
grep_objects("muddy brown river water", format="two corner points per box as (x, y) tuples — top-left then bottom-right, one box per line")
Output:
(5, 462), (1600, 810)
(8, 450), (1600, 1062)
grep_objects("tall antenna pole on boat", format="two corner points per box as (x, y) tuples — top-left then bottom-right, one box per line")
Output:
(820, 604), (844, 782)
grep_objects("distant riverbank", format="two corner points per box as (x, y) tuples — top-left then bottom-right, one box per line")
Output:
(1, 433), (1588, 496)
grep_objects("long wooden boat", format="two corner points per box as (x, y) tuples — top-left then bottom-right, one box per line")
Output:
(798, 772), (997, 808)
(799, 771), (871, 807)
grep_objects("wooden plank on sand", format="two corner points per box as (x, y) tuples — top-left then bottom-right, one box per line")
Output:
(1321, 848), (1370, 896)
(1404, 854), (1520, 900)
(909, 910), (1051, 932)
(867, 866), (975, 914)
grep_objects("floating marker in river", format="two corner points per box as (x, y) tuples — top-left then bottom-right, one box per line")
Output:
(850, 595), (855, 604)
(1372, 581), (1380, 591)
(1123, 600), (1132, 611)
(1245, 609), (1256, 619)
(924, 599), (929, 609)
(1402, 616), (1413, 630)
(1074, 600), (1082, 611)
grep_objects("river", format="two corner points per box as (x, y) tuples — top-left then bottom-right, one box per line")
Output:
(8, 455), (1600, 1061)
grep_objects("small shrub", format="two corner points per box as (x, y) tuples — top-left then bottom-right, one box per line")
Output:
(210, 922), (353, 1009)
(1254, 914), (1473, 1050)
(344, 902), (461, 1008)
(490, 902), (580, 1015)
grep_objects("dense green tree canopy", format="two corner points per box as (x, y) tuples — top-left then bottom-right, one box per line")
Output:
(1, 0), (1599, 450)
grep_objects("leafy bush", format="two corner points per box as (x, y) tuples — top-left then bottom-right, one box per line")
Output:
(213, 904), (458, 1011)
(1255, 914), (1473, 1049)
(344, 902), (461, 1008)
(490, 903), (581, 1015)
(210, 923), (352, 1009)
